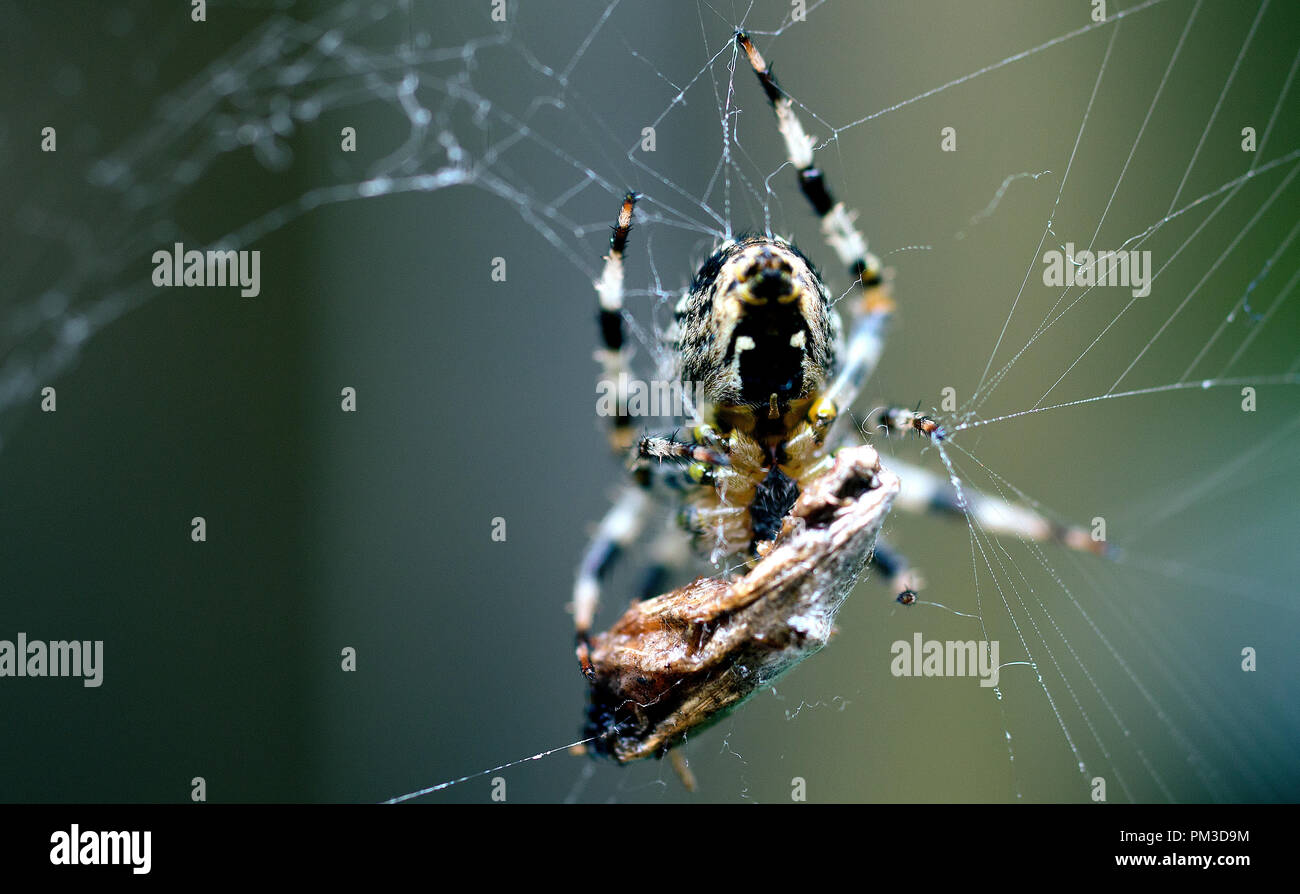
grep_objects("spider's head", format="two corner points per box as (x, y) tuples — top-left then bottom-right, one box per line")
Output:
(676, 236), (837, 419)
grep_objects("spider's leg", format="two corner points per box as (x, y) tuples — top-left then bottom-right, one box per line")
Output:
(594, 192), (640, 455)
(635, 517), (696, 602)
(876, 405), (947, 441)
(737, 32), (892, 415)
(631, 431), (748, 554)
(573, 484), (655, 679)
(635, 432), (727, 467)
(888, 457), (1117, 558)
(870, 538), (924, 602)
(575, 439), (735, 678)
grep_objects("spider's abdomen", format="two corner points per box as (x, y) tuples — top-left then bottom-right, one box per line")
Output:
(675, 235), (838, 420)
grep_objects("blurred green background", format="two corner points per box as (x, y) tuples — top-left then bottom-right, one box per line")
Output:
(0, 0), (1296, 802)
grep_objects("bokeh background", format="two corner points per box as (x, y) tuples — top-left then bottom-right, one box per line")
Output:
(1, 0), (1297, 802)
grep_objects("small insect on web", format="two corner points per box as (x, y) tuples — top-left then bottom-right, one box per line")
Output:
(568, 32), (1115, 774)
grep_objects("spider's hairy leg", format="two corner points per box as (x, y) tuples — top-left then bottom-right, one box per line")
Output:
(634, 432), (728, 468)
(634, 431), (754, 559)
(630, 432), (733, 495)
(594, 192), (640, 455)
(736, 32), (893, 417)
(888, 457), (1119, 559)
(572, 484), (654, 679)
(736, 32), (892, 315)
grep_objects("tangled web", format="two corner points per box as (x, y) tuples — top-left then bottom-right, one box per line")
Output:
(5, 0), (1298, 802)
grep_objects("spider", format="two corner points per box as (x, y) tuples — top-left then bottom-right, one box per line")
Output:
(571, 33), (1110, 767)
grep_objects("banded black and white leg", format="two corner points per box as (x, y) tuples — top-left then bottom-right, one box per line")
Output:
(572, 479), (708, 678)
(875, 405), (1114, 557)
(739, 31), (914, 598)
(737, 32), (894, 420)
(573, 433), (728, 678)
(575, 193), (651, 677)
(595, 192), (640, 455)
(633, 432), (729, 489)
(888, 456), (1118, 559)
(573, 485), (654, 679)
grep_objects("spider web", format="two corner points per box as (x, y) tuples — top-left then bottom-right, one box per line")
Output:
(2, 0), (1298, 804)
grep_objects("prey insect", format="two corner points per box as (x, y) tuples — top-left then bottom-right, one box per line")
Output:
(571, 33), (1109, 767)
